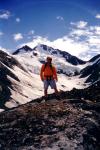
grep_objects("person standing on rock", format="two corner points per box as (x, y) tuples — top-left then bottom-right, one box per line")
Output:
(40, 56), (59, 100)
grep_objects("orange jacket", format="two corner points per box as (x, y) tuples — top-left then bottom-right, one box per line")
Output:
(40, 64), (58, 81)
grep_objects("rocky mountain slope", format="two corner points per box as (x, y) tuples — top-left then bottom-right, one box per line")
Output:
(80, 54), (100, 83)
(61, 80), (100, 103)
(0, 82), (100, 149)
(0, 50), (44, 111)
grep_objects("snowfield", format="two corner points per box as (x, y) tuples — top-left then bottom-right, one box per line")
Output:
(4, 64), (89, 109)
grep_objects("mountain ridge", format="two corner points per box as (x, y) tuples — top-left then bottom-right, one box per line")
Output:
(80, 54), (100, 83)
(13, 44), (86, 65)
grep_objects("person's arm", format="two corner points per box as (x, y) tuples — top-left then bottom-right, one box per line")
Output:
(53, 66), (58, 81)
(40, 65), (44, 81)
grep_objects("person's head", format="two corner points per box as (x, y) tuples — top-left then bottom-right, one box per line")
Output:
(46, 56), (52, 64)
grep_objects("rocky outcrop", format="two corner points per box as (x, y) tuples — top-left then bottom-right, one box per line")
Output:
(0, 83), (100, 149)
(61, 80), (100, 103)
(0, 50), (25, 71)
(0, 61), (20, 109)
(80, 54), (100, 84)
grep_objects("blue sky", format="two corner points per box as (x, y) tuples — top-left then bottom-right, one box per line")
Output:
(0, 0), (100, 60)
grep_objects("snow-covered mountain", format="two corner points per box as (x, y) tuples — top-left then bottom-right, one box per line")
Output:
(1, 44), (99, 111)
(0, 47), (87, 111)
(0, 50), (44, 111)
(13, 44), (89, 90)
(0, 45), (89, 111)
(12, 43), (100, 89)
(13, 44), (86, 76)
(80, 54), (100, 84)
(33, 44), (86, 65)
(13, 44), (86, 65)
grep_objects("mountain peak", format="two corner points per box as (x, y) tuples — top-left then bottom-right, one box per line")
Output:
(33, 44), (86, 65)
(12, 45), (32, 55)
(22, 45), (32, 50)
(89, 54), (100, 62)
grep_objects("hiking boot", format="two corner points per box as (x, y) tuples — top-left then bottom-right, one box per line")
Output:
(44, 96), (48, 101)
